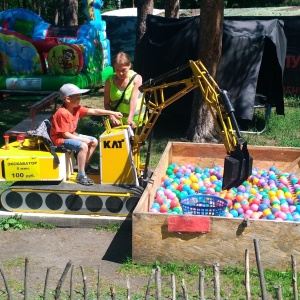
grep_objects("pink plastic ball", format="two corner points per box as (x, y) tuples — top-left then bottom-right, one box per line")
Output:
(277, 211), (287, 220)
(155, 196), (164, 205)
(280, 204), (289, 213)
(250, 204), (259, 212)
(251, 212), (260, 219)
(245, 209), (253, 217)
(289, 205), (297, 213)
(225, 213), (233, 218)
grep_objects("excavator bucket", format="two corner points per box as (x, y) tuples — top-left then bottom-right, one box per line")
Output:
(222, 142), (253, 190)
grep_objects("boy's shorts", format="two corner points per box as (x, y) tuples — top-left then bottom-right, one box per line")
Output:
(62, 134), (96, 152)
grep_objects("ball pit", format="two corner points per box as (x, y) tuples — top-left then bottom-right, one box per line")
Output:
(150, 163), (300, 222)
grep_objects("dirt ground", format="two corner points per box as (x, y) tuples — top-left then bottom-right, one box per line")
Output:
(0, 222), (152, 298)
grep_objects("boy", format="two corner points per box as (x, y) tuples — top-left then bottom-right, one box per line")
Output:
(50, 83), (123, 186)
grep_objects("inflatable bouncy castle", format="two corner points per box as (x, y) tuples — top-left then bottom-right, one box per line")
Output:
(0, 0), (112, 91)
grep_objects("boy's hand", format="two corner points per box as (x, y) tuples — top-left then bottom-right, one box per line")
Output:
(114, 111), (123, 119)
(110, 115), (121, 126)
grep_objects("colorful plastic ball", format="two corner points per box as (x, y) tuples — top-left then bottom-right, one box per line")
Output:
(190, 174), (198, 183)
(262, 208), (272, 217)
(225, 213), (233, 218)
(156, 190), (164, 197)
(190, 182), (200, 191)
(259, 203), (268, 211)
(267, 214), (276, 220)
(160, 204), (169, 213)
(277, 211), (287, 220)
(230, 209), (239, 218)
(155, 196), (165, 205)
(188, 189), (196, 195)
(280, 204), (289, 213)
(176, 171), (183, 178)
(250, 204), (259, 212)
(172, 207), (182, 214)
(235, 193), (245, 203)
(286, 213), (294, 222)
(166, 168), (174, 176)
(250, 198), (260, 206)
(170, 199), (179, 209)
(183, 178), (192, 185)
(251, 212), (260, 219)
(224, 192), (234, 200)
(151, 202), (161, 210)
(183, 184), (191, 192)
(241, 204), (250, 212)
(245, 209), (254, 217)
(180, 191), (189, 198)
(199, 186), (207, 193)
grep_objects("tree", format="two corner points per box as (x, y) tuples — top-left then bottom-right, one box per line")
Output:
(133, 0), (153, 73)
(187, 0), (224, 143)
(165, 0), (180, 18)
(63, 0), (78, 26)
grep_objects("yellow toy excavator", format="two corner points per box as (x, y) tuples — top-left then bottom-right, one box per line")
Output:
(0, 60), (252, 215)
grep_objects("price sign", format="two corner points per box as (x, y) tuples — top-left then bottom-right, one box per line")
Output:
(4, 157), (40, 181)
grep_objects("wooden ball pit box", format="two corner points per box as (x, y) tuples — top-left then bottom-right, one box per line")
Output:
(132, 142), (300, 270)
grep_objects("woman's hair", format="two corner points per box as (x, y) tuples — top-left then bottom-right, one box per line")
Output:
(112, 52), (131, 67)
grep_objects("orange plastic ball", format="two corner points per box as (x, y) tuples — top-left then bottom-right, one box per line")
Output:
(160, 204), (169, 213)
(235, 194), (244, 203)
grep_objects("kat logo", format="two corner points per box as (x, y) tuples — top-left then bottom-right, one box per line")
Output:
(103, 139), (125, 148)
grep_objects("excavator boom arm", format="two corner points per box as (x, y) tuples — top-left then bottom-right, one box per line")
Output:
(136, 60), (239, 153)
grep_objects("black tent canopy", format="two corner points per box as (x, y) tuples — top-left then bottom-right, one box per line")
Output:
(139, 15), (286, 122)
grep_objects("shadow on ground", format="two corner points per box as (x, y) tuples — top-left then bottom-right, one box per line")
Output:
(102, 219), (133, 263)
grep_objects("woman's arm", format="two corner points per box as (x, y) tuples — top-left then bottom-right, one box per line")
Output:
(127, 73), (142, 127)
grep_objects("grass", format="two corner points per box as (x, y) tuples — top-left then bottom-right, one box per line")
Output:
(117, 258), (297, 299)
(95, 223), (121, 232)
(0, 214), (57, 230)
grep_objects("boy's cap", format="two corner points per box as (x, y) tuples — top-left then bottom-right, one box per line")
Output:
(59, 83), (90, 100)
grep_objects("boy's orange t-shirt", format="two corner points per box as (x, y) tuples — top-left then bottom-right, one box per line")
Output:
(50, 105), (89, 146)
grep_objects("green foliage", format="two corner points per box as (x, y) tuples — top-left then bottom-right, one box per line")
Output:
(0, 214), (56, 231)
(102, 0), (118, 13)
(95, 223), (121, 232)
(0, 214), (25, 230)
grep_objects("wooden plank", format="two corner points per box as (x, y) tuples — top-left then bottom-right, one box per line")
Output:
(133, 142), (300, 269)
(29, 92), (58, 118)
(5, 114), (52, 137)
(132, 212), (300, 270)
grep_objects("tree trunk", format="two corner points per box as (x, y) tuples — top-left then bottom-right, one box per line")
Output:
(187, 0), (224, 143)
(165, 0), (180, 18)
(133, 0), (153, 73)
(64, 0), (78, 26)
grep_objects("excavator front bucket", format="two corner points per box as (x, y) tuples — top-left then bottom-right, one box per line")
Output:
(222, 142), (253, 190)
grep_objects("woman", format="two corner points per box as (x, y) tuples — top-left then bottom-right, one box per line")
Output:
(104, 52), (145, 128)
